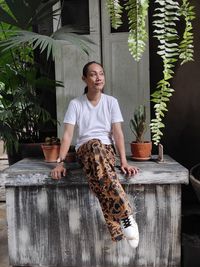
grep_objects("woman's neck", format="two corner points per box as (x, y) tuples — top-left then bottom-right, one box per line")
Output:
(86, 91), (102, 101)
(86, 91), (102, 107)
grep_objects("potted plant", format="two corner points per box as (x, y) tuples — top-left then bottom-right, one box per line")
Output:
(0, 51), (60, 164)
(0, 0), (92, 165)
(129, 105), (152, 160)
(41, 137), (60, 163)
(41, 137), (77, 163)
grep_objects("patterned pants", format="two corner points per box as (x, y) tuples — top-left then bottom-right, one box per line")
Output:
(77, 139), (132, 241)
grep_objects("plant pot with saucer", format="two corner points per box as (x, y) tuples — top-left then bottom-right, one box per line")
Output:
(130, 105), (152, 160)
(41, 137), (60, 163)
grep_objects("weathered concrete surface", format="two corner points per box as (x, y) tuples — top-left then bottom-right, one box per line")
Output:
(3, 156), (189, 267)
(0, 159), (8, 202)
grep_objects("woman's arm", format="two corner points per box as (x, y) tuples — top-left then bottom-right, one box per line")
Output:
(51, 123), (75, 179)
(112, 122), (139, 177)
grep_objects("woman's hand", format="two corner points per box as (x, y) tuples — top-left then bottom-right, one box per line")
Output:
(121, 163), (139, 178)
(51, 164), (67, 180)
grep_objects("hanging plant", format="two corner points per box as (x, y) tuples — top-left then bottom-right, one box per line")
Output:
(150, 0), (195, 145)
(106, 0), (195, 145)
(179, 0), (195, 65)
(150, 0), (180, 145)
(106, 0), (149, 61)
(125, 0), (149, 61)
(106, 0), (123, 29)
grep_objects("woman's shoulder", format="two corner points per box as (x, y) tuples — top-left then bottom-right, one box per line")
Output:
(103, 93), (117, 101)
(102, 93), (118, 104)
(70, 95), (86, 104)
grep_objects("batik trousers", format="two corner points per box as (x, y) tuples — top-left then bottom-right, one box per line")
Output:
(77, 139), (132, 241)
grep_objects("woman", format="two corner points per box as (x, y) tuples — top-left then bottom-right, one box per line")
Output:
(51, 61), (139, 248)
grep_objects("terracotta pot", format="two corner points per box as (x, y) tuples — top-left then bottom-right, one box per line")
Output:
(130, 141), (152, 160)
(41, 144), (60, 162)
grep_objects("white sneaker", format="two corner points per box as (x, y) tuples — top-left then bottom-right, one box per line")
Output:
(120, 215), (139, 247)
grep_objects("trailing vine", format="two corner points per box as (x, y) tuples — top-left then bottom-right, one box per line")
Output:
(150, 0), (195, 145)
(126, 0), (149, 61)
(179, 0), (195, 65)
(106, 0), (123, 29)
(150, 0), (180, 145)
(106, 0), (149, 61)
(105, 0), (195, 145)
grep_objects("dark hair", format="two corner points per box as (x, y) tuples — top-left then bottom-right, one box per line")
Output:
(82, 61), (104, 94)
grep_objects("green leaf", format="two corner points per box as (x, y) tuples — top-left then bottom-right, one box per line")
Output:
(0, 0), (60, 29)
(0, 6), (18, 27)
(106, 0), (123, 29)
(0, 29), (93, 60)
(125, 0), (149, 61)
(179, 0), (195, 64)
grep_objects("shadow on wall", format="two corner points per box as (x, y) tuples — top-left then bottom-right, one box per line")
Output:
(162, 55), (200, 206)
(162, 73), (200, 170)
(154, 0), (200, 213)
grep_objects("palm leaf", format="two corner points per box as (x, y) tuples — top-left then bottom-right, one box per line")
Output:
(0, 0), (61, 29)
(53, 26), (94, 54)
(4, 0), (34, 27)
(33, 7), (61, 26)
(31, 0), (61, 23)
(0, 29), (94, 60)
(0, 6), (18, 27)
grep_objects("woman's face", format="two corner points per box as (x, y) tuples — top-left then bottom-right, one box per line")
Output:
(83, 63), (105, 93)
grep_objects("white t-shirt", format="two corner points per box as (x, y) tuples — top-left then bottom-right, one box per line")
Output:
(63, 93), (123, 150)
